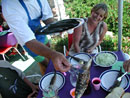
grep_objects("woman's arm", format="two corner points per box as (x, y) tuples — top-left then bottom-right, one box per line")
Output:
(97, 22), (108, 46)
(73, 25), (83, 53)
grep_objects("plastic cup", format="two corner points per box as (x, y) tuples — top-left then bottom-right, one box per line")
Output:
(92, 77), (101, 90)
(70, 88), (75, 98)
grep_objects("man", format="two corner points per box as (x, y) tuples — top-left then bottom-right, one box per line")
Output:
(2, 0), (71, 74)
(123, 59), (130, 73)
(0, 60), (39, 98)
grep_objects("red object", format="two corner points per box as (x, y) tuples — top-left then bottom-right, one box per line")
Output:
(64, 33), (73, 56)
(0, 47), (13, 54)
(0, 46), (26, 61)
(0, 25), (3, 32)
(92, 77), (101, 90)
(0, 46), (14, 60)
(0, 33), (26, 60)
(8, 51), (25, 56)
(68, 34), (73, 50)
(8, 51), (18, 56)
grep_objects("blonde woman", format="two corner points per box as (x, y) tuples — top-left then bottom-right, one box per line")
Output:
(69, 3), (108, 54)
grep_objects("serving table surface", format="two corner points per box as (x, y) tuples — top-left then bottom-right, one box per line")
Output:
(37, 51), (130, 98)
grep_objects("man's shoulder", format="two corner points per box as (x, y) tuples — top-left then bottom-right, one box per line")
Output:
(2, 0), (21, 13)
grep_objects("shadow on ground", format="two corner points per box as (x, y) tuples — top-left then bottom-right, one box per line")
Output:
(0, 51), (41, 76)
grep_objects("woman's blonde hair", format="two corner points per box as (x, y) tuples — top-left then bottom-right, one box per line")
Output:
(91, 3), (108, 20)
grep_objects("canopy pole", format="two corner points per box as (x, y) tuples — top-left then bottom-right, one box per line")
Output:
(118, 0), (123, 51)
(117, 0), (128, 60)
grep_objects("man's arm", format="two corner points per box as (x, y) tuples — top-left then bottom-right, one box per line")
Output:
(25, 39), (71, 72)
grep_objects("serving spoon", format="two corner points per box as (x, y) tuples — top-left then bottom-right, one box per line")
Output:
(117, 72), (128, 82)
(49, 69), (57, 89)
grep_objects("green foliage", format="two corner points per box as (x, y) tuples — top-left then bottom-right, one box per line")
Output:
(101, 35), (130, 55)
(63, 0), (130, 55)
(102, 35), (118, 51)
(51, 35), (68, 53)
(50, 0), (130, 55)
(64, 0), (130, 37)
(122, 37), (130, 55)
(122, 1), (130, 37)
(101, 35), (116, 51)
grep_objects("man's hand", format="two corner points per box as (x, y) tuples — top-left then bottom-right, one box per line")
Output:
(51, 51), (71, 72)
(26, 39), (71, 72)
(123, 59), (130, 72)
